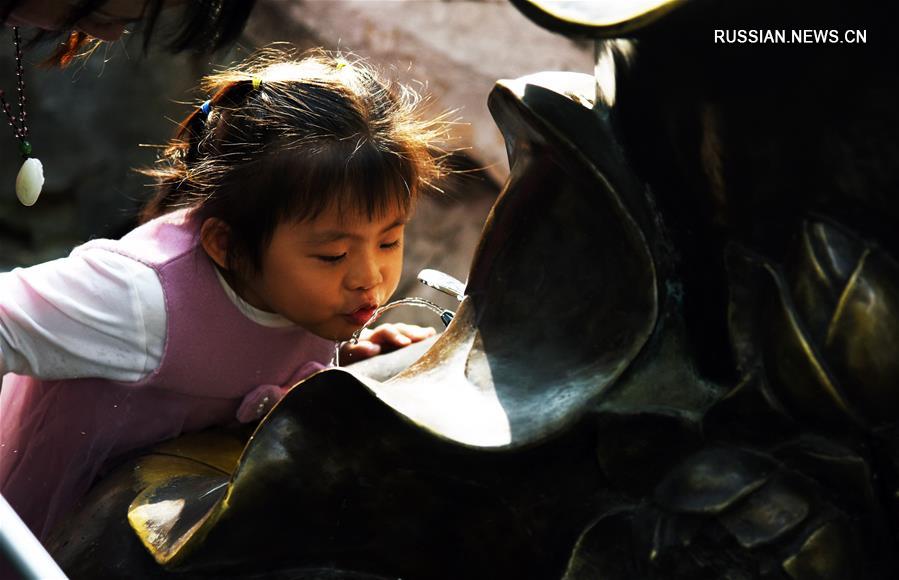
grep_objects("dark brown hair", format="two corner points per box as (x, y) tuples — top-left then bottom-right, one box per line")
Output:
(1, 0), (255, 65)
(141, 47), (452, 274)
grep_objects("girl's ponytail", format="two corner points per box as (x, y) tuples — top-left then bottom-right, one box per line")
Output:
(138, 80), (253, 222)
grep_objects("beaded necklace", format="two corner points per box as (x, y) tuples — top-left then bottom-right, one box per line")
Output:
(0, 27), (42, 206)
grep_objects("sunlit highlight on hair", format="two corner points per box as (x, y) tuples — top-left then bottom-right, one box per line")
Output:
(140, 47), (455, 274)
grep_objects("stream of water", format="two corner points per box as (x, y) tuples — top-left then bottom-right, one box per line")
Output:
(332, 297), (447, 367)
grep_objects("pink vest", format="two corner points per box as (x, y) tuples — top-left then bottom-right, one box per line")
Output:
(0, 210), (334, 539)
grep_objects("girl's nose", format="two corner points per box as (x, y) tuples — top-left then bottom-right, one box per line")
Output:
(346, 254), (384, 291)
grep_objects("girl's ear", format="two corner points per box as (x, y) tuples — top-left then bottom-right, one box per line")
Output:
(200, 218), (231, 270)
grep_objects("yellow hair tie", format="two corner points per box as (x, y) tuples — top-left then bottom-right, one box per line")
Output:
(335, 60), (348, 71)
(251, 76), (262, 90)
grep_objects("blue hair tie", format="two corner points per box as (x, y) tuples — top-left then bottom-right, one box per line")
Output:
(199, 100), (212, 118)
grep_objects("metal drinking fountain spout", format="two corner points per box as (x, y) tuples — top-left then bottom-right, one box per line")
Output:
(417, 269), (465, 302)
(418, 268), (465, 326)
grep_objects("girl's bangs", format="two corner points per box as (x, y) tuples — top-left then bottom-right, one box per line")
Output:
(270, 139), (417, 224)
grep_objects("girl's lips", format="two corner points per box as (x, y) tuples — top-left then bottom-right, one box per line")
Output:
(345, 306), (377, 326)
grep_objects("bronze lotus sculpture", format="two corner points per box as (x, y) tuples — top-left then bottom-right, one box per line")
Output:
(46, 1), (899, 578)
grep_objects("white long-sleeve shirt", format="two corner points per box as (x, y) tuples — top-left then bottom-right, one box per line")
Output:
(0, 248), (295, 382)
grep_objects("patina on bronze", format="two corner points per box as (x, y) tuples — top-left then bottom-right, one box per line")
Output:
(48, 0), (899, 577)
(508, 0), (687, 38)
(540, 0), (899, 577)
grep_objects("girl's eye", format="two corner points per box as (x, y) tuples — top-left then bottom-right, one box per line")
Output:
(315, 253), (346, 264)
(381, 240), (401, 250)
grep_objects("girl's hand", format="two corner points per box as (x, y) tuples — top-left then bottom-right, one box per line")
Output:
(340, 323), (436, 363)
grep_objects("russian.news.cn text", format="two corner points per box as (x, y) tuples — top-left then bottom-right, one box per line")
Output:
(714, 29), (867, 44)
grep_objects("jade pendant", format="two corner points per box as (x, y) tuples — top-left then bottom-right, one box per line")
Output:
(15, 157), (43, 206)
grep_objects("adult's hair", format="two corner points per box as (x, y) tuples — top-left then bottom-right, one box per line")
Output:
(1, 0), (255, 63)
(141, 47), (452, 276)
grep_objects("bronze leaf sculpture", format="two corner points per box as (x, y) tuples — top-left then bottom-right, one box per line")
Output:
(48, 0), (899, 578)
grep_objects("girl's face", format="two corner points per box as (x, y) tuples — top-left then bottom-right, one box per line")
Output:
(240, 202), (407, 341)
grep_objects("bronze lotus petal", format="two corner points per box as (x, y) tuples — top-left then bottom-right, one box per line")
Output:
(748, 219), (899, 430)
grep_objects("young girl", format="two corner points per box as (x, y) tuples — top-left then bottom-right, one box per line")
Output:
(0, 48), (447, 541)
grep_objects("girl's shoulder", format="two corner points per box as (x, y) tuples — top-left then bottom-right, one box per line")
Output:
(74, 209), (200, 269)
(0, 245), (166, 381)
